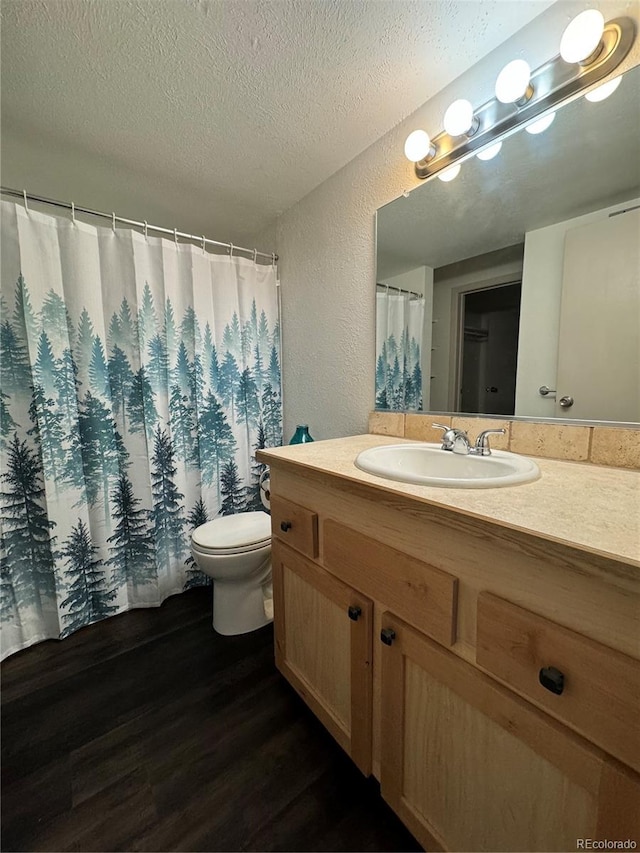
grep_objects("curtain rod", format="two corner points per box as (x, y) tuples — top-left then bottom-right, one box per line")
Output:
(1, 186), (278, 264)
(376, 282), (423, 299)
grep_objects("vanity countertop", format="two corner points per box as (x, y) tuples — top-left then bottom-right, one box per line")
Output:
(257, 434), (640, 569)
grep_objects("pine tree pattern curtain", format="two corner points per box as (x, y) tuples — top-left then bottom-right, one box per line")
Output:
(0, 201), (282, 659)
(375, 290), (425, 411)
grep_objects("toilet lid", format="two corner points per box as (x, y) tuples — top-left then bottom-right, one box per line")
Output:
(191, 511), (271, 551)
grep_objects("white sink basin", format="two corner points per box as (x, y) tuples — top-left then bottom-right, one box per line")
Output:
(354, 443), (540, 489)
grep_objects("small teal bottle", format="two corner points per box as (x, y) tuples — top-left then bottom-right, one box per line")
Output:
(289, 424), (314, 445)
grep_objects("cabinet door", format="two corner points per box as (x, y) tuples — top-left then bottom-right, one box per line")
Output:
(272, 539), (373, 774)
(379, 612), (618, 853)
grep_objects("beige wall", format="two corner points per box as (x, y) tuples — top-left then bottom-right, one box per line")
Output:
(378, 267), (429, 297)
(276, 0), (640, 441)
(1, 125), (273, 253)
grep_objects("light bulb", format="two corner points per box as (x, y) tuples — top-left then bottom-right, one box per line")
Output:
(585, 75), (622, 102)
(404, 130), (433, 162)
(560, 9), (604, 64)
(477, 141), (502, 161)
(443, 99), (475, 136)
(495, 59), (532, 104)
(525, 112), (556, 135)
(438, 164), (461, 183)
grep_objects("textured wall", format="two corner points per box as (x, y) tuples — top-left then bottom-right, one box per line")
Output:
(277, 0), (640, 441)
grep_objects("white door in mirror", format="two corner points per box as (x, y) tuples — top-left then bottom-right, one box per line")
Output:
(354, 443), (540, 489)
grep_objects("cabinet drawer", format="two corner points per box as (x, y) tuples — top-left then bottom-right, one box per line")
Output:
(476, 592), (640, 773)
(323, 520), (458, 648)
(270, 495), (318, 559)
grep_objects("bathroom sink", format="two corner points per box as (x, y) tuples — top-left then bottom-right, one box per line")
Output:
(354, 443), (540, 489)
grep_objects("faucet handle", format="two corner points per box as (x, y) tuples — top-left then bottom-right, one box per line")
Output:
(474, 428), (506, 456)
(432, 424), (467, 451)
(432, 423), (452, 450)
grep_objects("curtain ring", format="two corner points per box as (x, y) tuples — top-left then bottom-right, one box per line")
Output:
(143, 220), (148, 240)
(271, 252), (276, 268)
(112, 212), (116, 232)
(252, 248), (257, 264)
(22, 189), (29, 214)
(201, 235), (206, 254)
(174, 227), (178, 246)
(71, 202), (76, 224)
(229, 243), (234, 259)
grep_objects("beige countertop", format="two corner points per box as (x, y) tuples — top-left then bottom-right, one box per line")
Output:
(258, 434), (640, 568)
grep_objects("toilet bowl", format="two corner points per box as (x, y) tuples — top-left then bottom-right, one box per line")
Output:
(190, 511), (272, 636)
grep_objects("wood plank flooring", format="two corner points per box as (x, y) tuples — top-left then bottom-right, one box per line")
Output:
(1, 587), (422, 852)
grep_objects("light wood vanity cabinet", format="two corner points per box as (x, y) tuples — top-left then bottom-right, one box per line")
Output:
(271, 539), (373, 774)
(380, 612), (639, 852)
(265, 471), (640, 852)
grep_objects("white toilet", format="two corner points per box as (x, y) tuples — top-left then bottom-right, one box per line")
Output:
(190, 511), (273, 636)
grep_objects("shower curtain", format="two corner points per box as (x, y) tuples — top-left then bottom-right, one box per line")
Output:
(0, 200), (282, 659)
(375, 289), (425, 411)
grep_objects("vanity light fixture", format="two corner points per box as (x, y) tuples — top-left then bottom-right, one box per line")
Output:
(495, 60), (533, 105)
(404, 129), (435, 162)
(476, 141), (502, 161)
(560, 9), (605, 64)
(437, 164), (461, 182)
(525, 111), (556, 134)
(443, 99), (478, 137)
(585, 74), (622, 101)
(405, 10), (635, 181)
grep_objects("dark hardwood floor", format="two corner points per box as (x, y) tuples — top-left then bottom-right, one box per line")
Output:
(1, 587), (422, 852)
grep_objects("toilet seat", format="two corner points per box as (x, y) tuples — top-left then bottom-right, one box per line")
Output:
(191, 512), (271, 556)
(192, 539), (270, 556)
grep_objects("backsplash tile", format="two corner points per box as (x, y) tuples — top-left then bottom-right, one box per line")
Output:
(591, 427), (640, 470)
(405, 414), (451, 443)
(509, 422), (591, 461)
(369, 412), (640, 468)
(368, 411), (405, 437)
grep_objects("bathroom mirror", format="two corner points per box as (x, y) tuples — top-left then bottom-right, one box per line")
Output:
(375, 64), (640, 424)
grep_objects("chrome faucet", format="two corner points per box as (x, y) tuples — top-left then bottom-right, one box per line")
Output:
(432, 424), (506, 456)
(431, 424), (468, 452)
(474, 428), (507, 456)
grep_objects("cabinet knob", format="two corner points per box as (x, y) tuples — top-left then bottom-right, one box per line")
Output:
(348, 605), (362, 622)
(539, 666), (565, 695)
(380, 628), (396, 646)
(280, 521), (292, 532)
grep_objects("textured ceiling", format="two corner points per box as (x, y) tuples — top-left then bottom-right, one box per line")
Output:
(1, 0), (554, 243)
